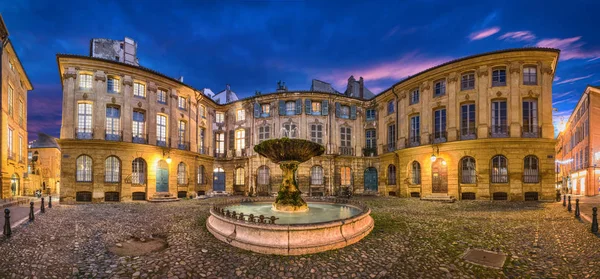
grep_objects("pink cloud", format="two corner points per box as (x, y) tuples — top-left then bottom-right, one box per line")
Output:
(468, 27), (500, 41)
(536, 36), (600, 61)
(498, 31), (536, 42)
(554, 76), (560, 82)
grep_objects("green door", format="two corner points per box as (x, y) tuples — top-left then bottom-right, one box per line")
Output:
(156, 161), (169, 192)
(364, 167), (378, 191)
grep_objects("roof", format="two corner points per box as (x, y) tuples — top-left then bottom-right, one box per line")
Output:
(30, 133), (60, 149)
(311, 79), (339, 94)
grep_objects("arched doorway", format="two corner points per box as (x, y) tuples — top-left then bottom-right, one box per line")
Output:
(364, 167), (378, 192)
(213, 167), (225, 192)
(10, 174), (19, 196)
(432, 158), (448, 193)
(156, 160), (169, 192)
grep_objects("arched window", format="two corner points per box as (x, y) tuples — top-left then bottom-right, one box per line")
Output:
(523, 155), (539, 183)
(387, 165), (397, 185)
(491, 155), (508, 183)
(411, 161), (421, 184)
(235, 167), (245, 185)
(177, 162), (187, 185)
(340, 167), (352, 186)
(197, 165), (205, 184)
(460, 157), (476, 184)
(257, 166), (270, 185)
(76, 155), (92, 182)
(132, 158), (146, 185)
(105, 156), (120, 183)
(311, 166), (323, 185)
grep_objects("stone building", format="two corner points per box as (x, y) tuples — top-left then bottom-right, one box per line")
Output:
(24, 133), (61, 195)
(0, 15), (33, 198)
(555, 85), (600, 196)
(56, 42), (559, 202)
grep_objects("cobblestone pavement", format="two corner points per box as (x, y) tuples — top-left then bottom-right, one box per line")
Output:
(1, 197), (600, 278)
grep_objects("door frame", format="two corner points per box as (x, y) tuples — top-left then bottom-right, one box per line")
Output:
(431, 158), (448, 193)
(364, 167), (378, 192)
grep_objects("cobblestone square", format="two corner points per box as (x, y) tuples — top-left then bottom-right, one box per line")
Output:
(1, 197), (600, 278)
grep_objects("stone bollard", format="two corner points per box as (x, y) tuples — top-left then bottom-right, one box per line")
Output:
(48, 196), (52, 208)
(575, 199), (580, 218)
(563, 194), (567, 207)
(3, 209), (11, 237)
(592, 207), (599, 234)
(29, 202), (34, 221)
(568, 196), (572, 212)
(556, 190), (561, 202)
(41, 197), (45, 214)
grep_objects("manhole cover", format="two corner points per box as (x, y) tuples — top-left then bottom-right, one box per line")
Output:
(462, 248), (506, 269)
(108, 236), (168, 256)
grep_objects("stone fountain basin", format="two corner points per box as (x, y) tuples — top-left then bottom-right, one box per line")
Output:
(206, 201), (374, 255)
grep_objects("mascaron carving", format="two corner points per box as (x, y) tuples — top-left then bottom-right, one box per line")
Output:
(421, 82), (430, 91)
(447, 73), (458, 83)
(82, 93), (88, 100)
(138, 102), (142, 108)
(94, 71), (106, 81)
(147, 82), (158, 92)
(465, 94), (470, 100)
(542, 66), (553, 75)
(161, 107), (165, 113)
(509, 62), (521, 74)
(123, 76), (133, 86)
(477, 68), (489, 77)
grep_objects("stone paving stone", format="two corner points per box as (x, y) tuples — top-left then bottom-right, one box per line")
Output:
(0, 198), (600, 278)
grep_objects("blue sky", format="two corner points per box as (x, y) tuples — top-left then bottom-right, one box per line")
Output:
(2, 0), (600, 139)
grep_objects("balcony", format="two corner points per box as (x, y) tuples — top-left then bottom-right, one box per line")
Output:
(76, 129), (93, 139)
(177, 141), (190, 151)
(362, 147), (377, 157)
(105, 130), (123, 141)
(7, 151), (15, 161)
(214, 150), (227, 158)
(386, 143), (396, 153)
(132, 134), (148, 144)
(522, 126), (541, 138)
(339, 146), (354, 156)
(233, 149), (247, 157)
(406, 136), (420, 147)
(198, 146), (208, 155)
(490, 125), (509, 138)
(430, 131), (447, 144)
(156, 139), (169, 147)
(459, 127), (477, 140)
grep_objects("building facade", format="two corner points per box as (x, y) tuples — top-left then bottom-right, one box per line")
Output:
(555, 85), (600, 196)
(57, 45), (559, 203)
(0, 15), (33, 199)
(24, 133), (62, 196)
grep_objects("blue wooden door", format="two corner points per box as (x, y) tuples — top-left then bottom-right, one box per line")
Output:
(213, 170), (226, 191)
(364, 167), (378, 191)
(156, 161), (169, 192)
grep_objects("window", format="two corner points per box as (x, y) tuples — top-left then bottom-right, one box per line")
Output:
(178, 96), (187, 110)
(285, 101), (296, 115)
(79, 74), (93, 90)
(8, 61), (14, 71)
(235, 168), (245, 185)
(133, 82), (145, 98)
(77, 103), (93, 139)
(76, 155), (93, 182)
(524, 156), (539, 183)
(105, 156), (120, 183)
(132, 158), (146, 185)
(340, 105), (350, 119)
(434, 80), (446, 97)
(215, 112), (224, 124)
(199, 105), (206, 119)
(199, 128), (206, 153)
(433, 108), (447, 142)
(366, 109), (376, 121)
(492, 68), (506, 87)
(460, 157), (476, 184)
(461, 72), (475, 90)
(258, 125), (270, 142)
(105, 106), (121, 141)
(197, 165), (205, 184)
(156, 115), (167, 146)
(410, 88), (419, 105)
(311, 166), (324, 185)
(107, 77), (119, 93)
(523, 100), (538, 137)
(236, 109), (245, 121)
(215, 133), (225, 154)
(132, 111), (145, 143)
(411, 162), (421, 184)
(491, 100), (508, 136)
(7, 85), (13, 116)
(18, 100), (23, 126)
(461, 104), (476, 139)
(235, 129), (245, 151)
(340, 167), (352, 186)
(18, 136), (22, 161)
(283, 123), (297, 138)
(178, 121), (187, 149)
(7, 127), (13, 157)
(157, 89), (167, 104)
(387, 124), (396, 151)
(177, 163), (187, 185)
(366, 129), (376, 149)
(388, 165), (396, 185)
(387, 100), (395, 114)
(310, 124), (323, 144)
(257, 166), (270, 185)
(491, 155), (508, 183)
(261, 104), (270, 116)
(523, 66), (537, 85)
(311, 102), (321, 114)
(410, 115), (420, 145)
(340, 127), (351, 147)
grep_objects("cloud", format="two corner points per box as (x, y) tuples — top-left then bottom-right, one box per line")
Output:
(553, 91), (575, 99)
(468, 27), (500, 41)
(554, 76), (560, 82)
(552, 99), (577, 106)
(498, 31), (536, 42)
(555, 74), (593, 85)
(536, 37), (600, 61)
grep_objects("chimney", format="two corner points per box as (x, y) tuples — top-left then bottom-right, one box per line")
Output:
(226, 84), (231, 92)
(179, 76), (184, 82)
(359, 77), (364, 99)
(346, 75), (356, 96)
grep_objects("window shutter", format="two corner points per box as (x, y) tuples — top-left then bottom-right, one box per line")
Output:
(279, 100), (285, 116)
(322, 100), (328, 115)
(295, 99), (302, 115)
(254, 103), (260, 118)
(350, 105), (357, 120)
(245, 128), (250, 147)
(228, 130), (234, 151)
(305, 99), (312, 115)
(334, 170), (341, 187)
(335, 102), (341, 118)
(213, 132), (217, 154)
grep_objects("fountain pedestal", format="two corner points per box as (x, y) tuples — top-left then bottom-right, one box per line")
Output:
(272, 161), (308, 212)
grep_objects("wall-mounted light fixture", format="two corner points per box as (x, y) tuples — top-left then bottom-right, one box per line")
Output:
(430, 146), (439, 162)
(163, 150), (172, 164)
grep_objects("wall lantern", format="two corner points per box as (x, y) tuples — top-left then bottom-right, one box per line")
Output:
(163, 150), (172, 164)
(430, 146), (439, 163)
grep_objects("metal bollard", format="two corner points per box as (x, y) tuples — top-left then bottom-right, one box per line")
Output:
(592, 207), (599, 234)
(575, 199), (580, 218)
(568, 196), (572, 212)
(29, 202), (34, 221)
(556, 190), (561, 202)
(3, 209), (11, 237)
(48, 196), (52, 208)
(563, 194), (566, 207)
(41, 197), (45, 214)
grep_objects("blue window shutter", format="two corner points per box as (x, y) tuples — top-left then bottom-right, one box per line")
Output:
(305, 99), (312, 115)
(322, 100), (328, 115)
(335, 102), (341, 118)
(254, 103), (260, 118)
(350, 105), (357, 120)
(279, 100), (285, 116)
(296, 99), (302, 115)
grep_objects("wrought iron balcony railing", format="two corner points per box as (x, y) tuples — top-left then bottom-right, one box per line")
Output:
(490, 125), (509, 138)
(430, 131), (447, 144)
(522, 126), (541, 138)
(406, 136), (420, 147)
(105, 130), (123, 141)
(76, 129), (93, 139)
(132, 134), (148, 144)
(339, 147), (354, 156)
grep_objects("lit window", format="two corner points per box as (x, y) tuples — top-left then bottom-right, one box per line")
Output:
(215, 133), (225, 154)
(235, 167), (245, 185)
(199, 105), (206, 118)
(105, 106), (121, 141)
(311, 166), (323, 185)
(177, 163), (187, 185)
(460, 157), (476, 184)
(8, 85), (13, 116)
(107, 77), (119, 93)
(133, 82), (146, 98)
(523, 66), (537, 85)
(285, 101), (295, 115)
(178, 96), (187, 110)
(156, 115), (167, 146)
(340, 167), (352, 186)
(104, 156), (120, 183)
(178, 121), (187, 149)
(199, 128), (206, 152)
(261, 104), (270, 116)
(215, 112), (224, 123)
(461, 72), (475, 90)
(157, 89), (167, 104)
(132, 158), (146, 185)
(77, 103), (93, 139)
(235, 129), (245, 151)
(491, 155), (508, 183)
(79, 74), (93, 90)
(76, 155), (93, 182)
(132, 111), (145, 143)
(237, 109), (245, 121)
(311, 102), (321, 114)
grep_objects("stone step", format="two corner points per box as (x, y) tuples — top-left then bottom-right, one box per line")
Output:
(421, 194), (456, 203)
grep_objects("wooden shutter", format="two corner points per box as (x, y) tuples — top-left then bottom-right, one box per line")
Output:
(279, 100), (285, 116)
(254, 103), (260, 118)
(305, 99), (312, 115)
(228, 130), (234, 151)
(213, 132), (217, 155)
(350, 105), (357, 120)
(335, 102), (341, 118)
(245, 128), (250, 148)
(334, 169), (341, 187)
(295, 99), (302, 115)
(322, 100), (328, 115)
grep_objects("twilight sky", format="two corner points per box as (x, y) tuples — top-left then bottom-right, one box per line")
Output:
(2, 0), (600, 140)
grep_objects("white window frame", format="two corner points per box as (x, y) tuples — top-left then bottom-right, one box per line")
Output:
(133, 82), (146, 98)
(79, 74), (93, 90)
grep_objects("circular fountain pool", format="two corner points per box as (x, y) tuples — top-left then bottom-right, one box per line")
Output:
(223, 202), (362, 224)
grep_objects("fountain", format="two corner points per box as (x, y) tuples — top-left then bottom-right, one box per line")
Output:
(206, 138), (374, 255)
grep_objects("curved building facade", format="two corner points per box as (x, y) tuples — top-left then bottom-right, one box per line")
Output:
(57, 47), (559, 203)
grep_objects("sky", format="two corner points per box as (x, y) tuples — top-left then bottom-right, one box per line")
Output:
(2, 0), (600, 140)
